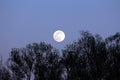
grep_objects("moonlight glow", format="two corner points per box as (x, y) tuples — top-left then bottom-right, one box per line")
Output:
(53, 30), (65, 42)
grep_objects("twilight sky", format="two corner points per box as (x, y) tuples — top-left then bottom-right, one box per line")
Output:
(0, 0), (120, 60)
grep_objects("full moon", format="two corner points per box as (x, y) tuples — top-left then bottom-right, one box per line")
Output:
(53, 30), (65, 42)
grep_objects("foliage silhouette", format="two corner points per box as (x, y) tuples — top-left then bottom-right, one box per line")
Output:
(0, 56), (12, 80)
(0, 31), (120, 80)
(7, 42), (62, 80)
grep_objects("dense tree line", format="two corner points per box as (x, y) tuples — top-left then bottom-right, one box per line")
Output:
(0, 31), (120, 80)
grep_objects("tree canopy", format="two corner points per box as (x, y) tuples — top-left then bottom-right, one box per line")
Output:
(1, 31), (120, 80)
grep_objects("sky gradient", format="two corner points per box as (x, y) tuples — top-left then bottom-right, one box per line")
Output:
(0, 0), (120, 60)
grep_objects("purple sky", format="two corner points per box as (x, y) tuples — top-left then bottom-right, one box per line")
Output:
(0, 0), (120, 60)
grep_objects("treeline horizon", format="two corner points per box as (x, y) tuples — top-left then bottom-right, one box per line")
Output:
(0, 31), (120, 80)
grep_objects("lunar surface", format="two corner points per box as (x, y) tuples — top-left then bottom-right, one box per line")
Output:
(53, 30), (65, 42)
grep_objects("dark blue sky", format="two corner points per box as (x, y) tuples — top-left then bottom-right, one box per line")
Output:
(0, 0), (120, 60)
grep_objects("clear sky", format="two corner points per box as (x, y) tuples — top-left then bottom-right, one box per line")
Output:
(0, 0), (120, 60)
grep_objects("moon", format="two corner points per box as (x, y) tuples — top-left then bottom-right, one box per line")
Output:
(53, 30), (65, 42)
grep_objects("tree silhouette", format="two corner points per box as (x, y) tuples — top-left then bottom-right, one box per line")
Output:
(104, 32), (120, 80)
(62, 31), (108, 80)
(33, 42), (62, 80)
(0, 56), (12, 80)
(7, 48), (33, 80)
(7, 42), (62, 80)
(0, 31), (120, 80)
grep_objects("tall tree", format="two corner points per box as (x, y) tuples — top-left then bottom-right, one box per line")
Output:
(33, 42), (62, 80)
(104, 32), (120, 80)
(7, 42), (62, 80)
(62, 31), (107, 80)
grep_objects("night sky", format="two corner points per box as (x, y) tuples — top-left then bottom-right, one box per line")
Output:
(0, 0), (120, 60)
